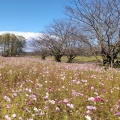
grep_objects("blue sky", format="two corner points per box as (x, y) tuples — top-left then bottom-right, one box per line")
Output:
(0, 0), (67, 33)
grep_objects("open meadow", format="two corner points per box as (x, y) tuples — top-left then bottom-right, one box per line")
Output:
(0, 57), (120, 120)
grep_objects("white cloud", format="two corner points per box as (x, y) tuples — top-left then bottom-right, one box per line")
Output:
(0, 31), (40, 39)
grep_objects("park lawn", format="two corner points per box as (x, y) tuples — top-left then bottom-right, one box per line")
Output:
(38, 55), (102, 63)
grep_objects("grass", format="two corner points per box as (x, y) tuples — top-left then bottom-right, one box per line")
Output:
(71, 56), (101, 63)
(34, 55), (102, 63)
(0, 57), (120, 120)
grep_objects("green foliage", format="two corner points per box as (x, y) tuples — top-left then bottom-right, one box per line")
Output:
(0, 33), (26, 57)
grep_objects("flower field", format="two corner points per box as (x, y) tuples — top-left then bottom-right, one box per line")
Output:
(0, 57), (120, 120)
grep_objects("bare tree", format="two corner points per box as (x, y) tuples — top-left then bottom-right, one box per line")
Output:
(65, 34), (86, 63)
(39, 19), (81, 62)
(31, 38), (49, 60)
(65, 0), (120, 67)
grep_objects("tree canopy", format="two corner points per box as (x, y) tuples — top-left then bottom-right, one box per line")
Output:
(0, 33), (26, 57)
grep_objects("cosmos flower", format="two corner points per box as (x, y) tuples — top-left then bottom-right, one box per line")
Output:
(85, 115), (92, 120)
(4, 96), (11, 102)
(67, 103), (74, 109)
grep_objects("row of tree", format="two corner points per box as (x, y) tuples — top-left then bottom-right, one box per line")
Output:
(0, 33), (25, 57)
(31, 20), (92, 63)
(32, 0), (120, 67)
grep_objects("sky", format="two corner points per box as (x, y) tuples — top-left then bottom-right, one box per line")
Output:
(0, 0), (67, 37)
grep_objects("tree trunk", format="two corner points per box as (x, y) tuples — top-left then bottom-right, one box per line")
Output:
(102, 53), (115, 67)
(54, 54), (62, 62)
(67, 55), (75, 63)
(41, 55), (46, 60)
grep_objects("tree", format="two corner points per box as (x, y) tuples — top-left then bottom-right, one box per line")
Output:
(38, 19), (80, 62)
(65, 0), (120, 67)
(16, 35), (26, 56)
(45, 19), (72, 62)
(0, 33), (26, 57)
(40, 19), (87, 62)
(31, 38), (49, 60)
(38, 32), (64, 62)
(65, 34), (85, 63)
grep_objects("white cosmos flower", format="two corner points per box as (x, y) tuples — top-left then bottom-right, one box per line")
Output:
(4, 96), (11, 102)
(12, 114), (16, 118)
(85, 115), (92, 120)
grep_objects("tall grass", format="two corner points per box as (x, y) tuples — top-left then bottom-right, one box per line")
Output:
(0, 57), (120, 120)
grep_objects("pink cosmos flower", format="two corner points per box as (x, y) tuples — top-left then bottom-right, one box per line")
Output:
(6, 105), (10, 109)
(91, 86), (94, 90)
(27, 101), (32, 105)
(5, 115), (12, 120)
(58, 100), (63, 105)
(114, 111), (119, 116)
(102, 89), (106, 93)
(94, 96), (101, 102)
(86, 110), (92, 114)
(86, 106), (97, 110)
(63, 99), (69, 104)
